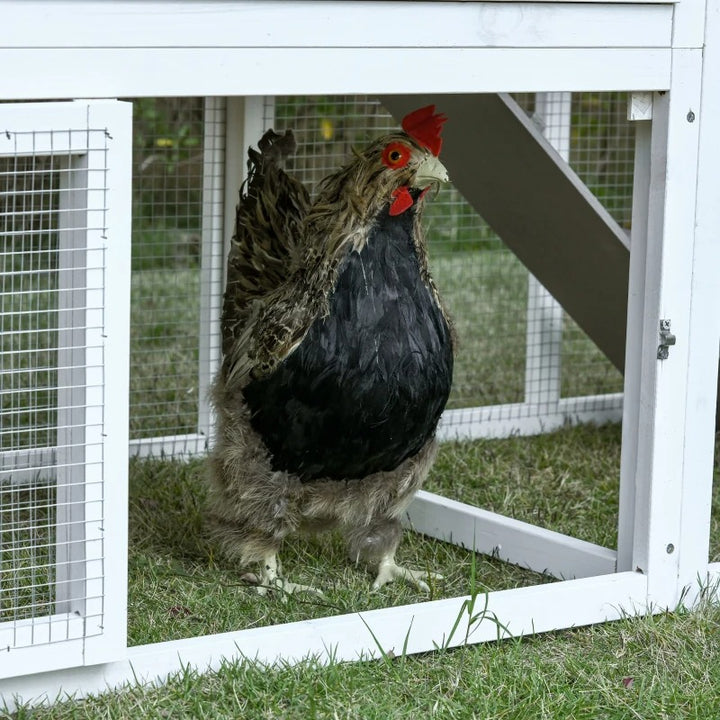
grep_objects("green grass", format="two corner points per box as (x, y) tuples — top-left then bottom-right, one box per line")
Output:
(122, 424), (621, 647)
(129, 268), (201, 439)
(0, 478), (55, 623)
(13, 605), (720, 719)
(9, 425), (720, 719)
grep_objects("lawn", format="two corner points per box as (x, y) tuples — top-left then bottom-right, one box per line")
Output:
(7, 425), (720, 719)
(6, 235), (705, 719)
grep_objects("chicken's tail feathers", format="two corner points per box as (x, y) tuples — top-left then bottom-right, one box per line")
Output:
(258, 128), (297, 162)
(246, 129), (297, 182)
(221, 128), (310, 380)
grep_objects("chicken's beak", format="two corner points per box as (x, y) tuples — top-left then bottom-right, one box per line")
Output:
(413, 154), (449, 188)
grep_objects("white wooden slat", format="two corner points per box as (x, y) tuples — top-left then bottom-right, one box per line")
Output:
(675, 0), (720, 605)
(197, 98), (226, 445)
(0, 616), (86, 681)
(81, 100), (133, 667)
(616, 117), (652, 573)
(0, 2), (673, 49)
(629, 49), (705, 608)
(0, 572), (647, 708)
(129, 433), (208, 458)
(223, 96), (270, 287)
(0, 48), (672, 99)
(52, 150), (88, 621)
(405, 491), (617, 579)
(0, 104), (106, 155)
(671, 0), (709, 48)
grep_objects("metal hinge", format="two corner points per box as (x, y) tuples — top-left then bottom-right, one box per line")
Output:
(657, 319), (676, 360)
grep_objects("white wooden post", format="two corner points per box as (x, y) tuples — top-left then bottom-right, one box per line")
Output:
(224, 96), (270, 270)
(53, 100), (133, 666)
(197, 97), (227, 451)
(55, 151), (91, 618)
(616, 94), (653, 574)
(82, 100), (132, 666)
(525, 92), (570, 413)
(623, 50), (706, 608)
(677, 0), (720, 601)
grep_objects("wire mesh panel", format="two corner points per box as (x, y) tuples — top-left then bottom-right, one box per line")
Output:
(0, 101), (131, 677)
(1, 153), (60, 636)
(124, 93), (631, 453)
(128, 98), (225, 456)
(561, 93), (630, 403)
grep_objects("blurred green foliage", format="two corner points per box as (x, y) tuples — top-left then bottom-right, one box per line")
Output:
(131, 98), (204, 271)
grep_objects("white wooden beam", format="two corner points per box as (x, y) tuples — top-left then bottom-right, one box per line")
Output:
(438, 394), (623, 441)
(197, 98), (227, 446)
(617, 115), (652, 574)
(628, 49), (706, 609)
(0, 48), (671, 99)
(405, 491), (617, 580)
(675, 0), (720, 605)
(0, 572), (647, 710)
(0, 2), (673, 49)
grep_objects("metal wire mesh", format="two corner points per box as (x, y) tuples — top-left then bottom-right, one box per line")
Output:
(125, 92), (632, 447)
(271, 94), (629, 427)
(129, 98), (205, 444)
(562, 93), (630, 403)
(0, 130), (109, 650)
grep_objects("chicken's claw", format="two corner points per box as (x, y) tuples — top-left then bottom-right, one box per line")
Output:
(371, 558), (442, 593)
(250, 554), (324, 602)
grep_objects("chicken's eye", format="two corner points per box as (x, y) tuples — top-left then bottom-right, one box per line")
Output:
(382, 142), (410, 169)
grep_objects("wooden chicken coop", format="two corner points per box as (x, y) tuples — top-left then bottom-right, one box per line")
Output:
(1, 0), (719, 709)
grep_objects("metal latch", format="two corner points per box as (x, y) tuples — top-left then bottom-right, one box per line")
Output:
(657, 319), (676, 360)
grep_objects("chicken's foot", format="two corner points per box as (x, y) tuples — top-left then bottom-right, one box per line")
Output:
(371, 554), (443, 593)
(249, 553), (324, 600)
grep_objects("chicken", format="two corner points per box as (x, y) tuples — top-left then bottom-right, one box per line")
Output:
(207, 106), (454, 597)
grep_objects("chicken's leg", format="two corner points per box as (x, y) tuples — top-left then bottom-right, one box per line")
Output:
(345, 517), (442, 593)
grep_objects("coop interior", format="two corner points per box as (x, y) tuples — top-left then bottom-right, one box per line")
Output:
(1, 93), (718, 654)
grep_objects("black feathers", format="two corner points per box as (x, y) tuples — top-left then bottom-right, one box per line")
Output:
(242, 200), (453, 481)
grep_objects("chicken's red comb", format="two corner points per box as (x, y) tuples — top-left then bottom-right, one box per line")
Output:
(401, 105), (447, 156)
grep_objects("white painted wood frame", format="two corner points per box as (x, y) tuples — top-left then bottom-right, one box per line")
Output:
(0, 2), (673, 98)
(0, 100), (133, 679)
(196, 98), (226, 451)
(1, 0), (718, 710)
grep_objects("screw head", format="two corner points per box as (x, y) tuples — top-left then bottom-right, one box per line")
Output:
(666, 543), (675, 554)
(687, 110), (696, 123)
